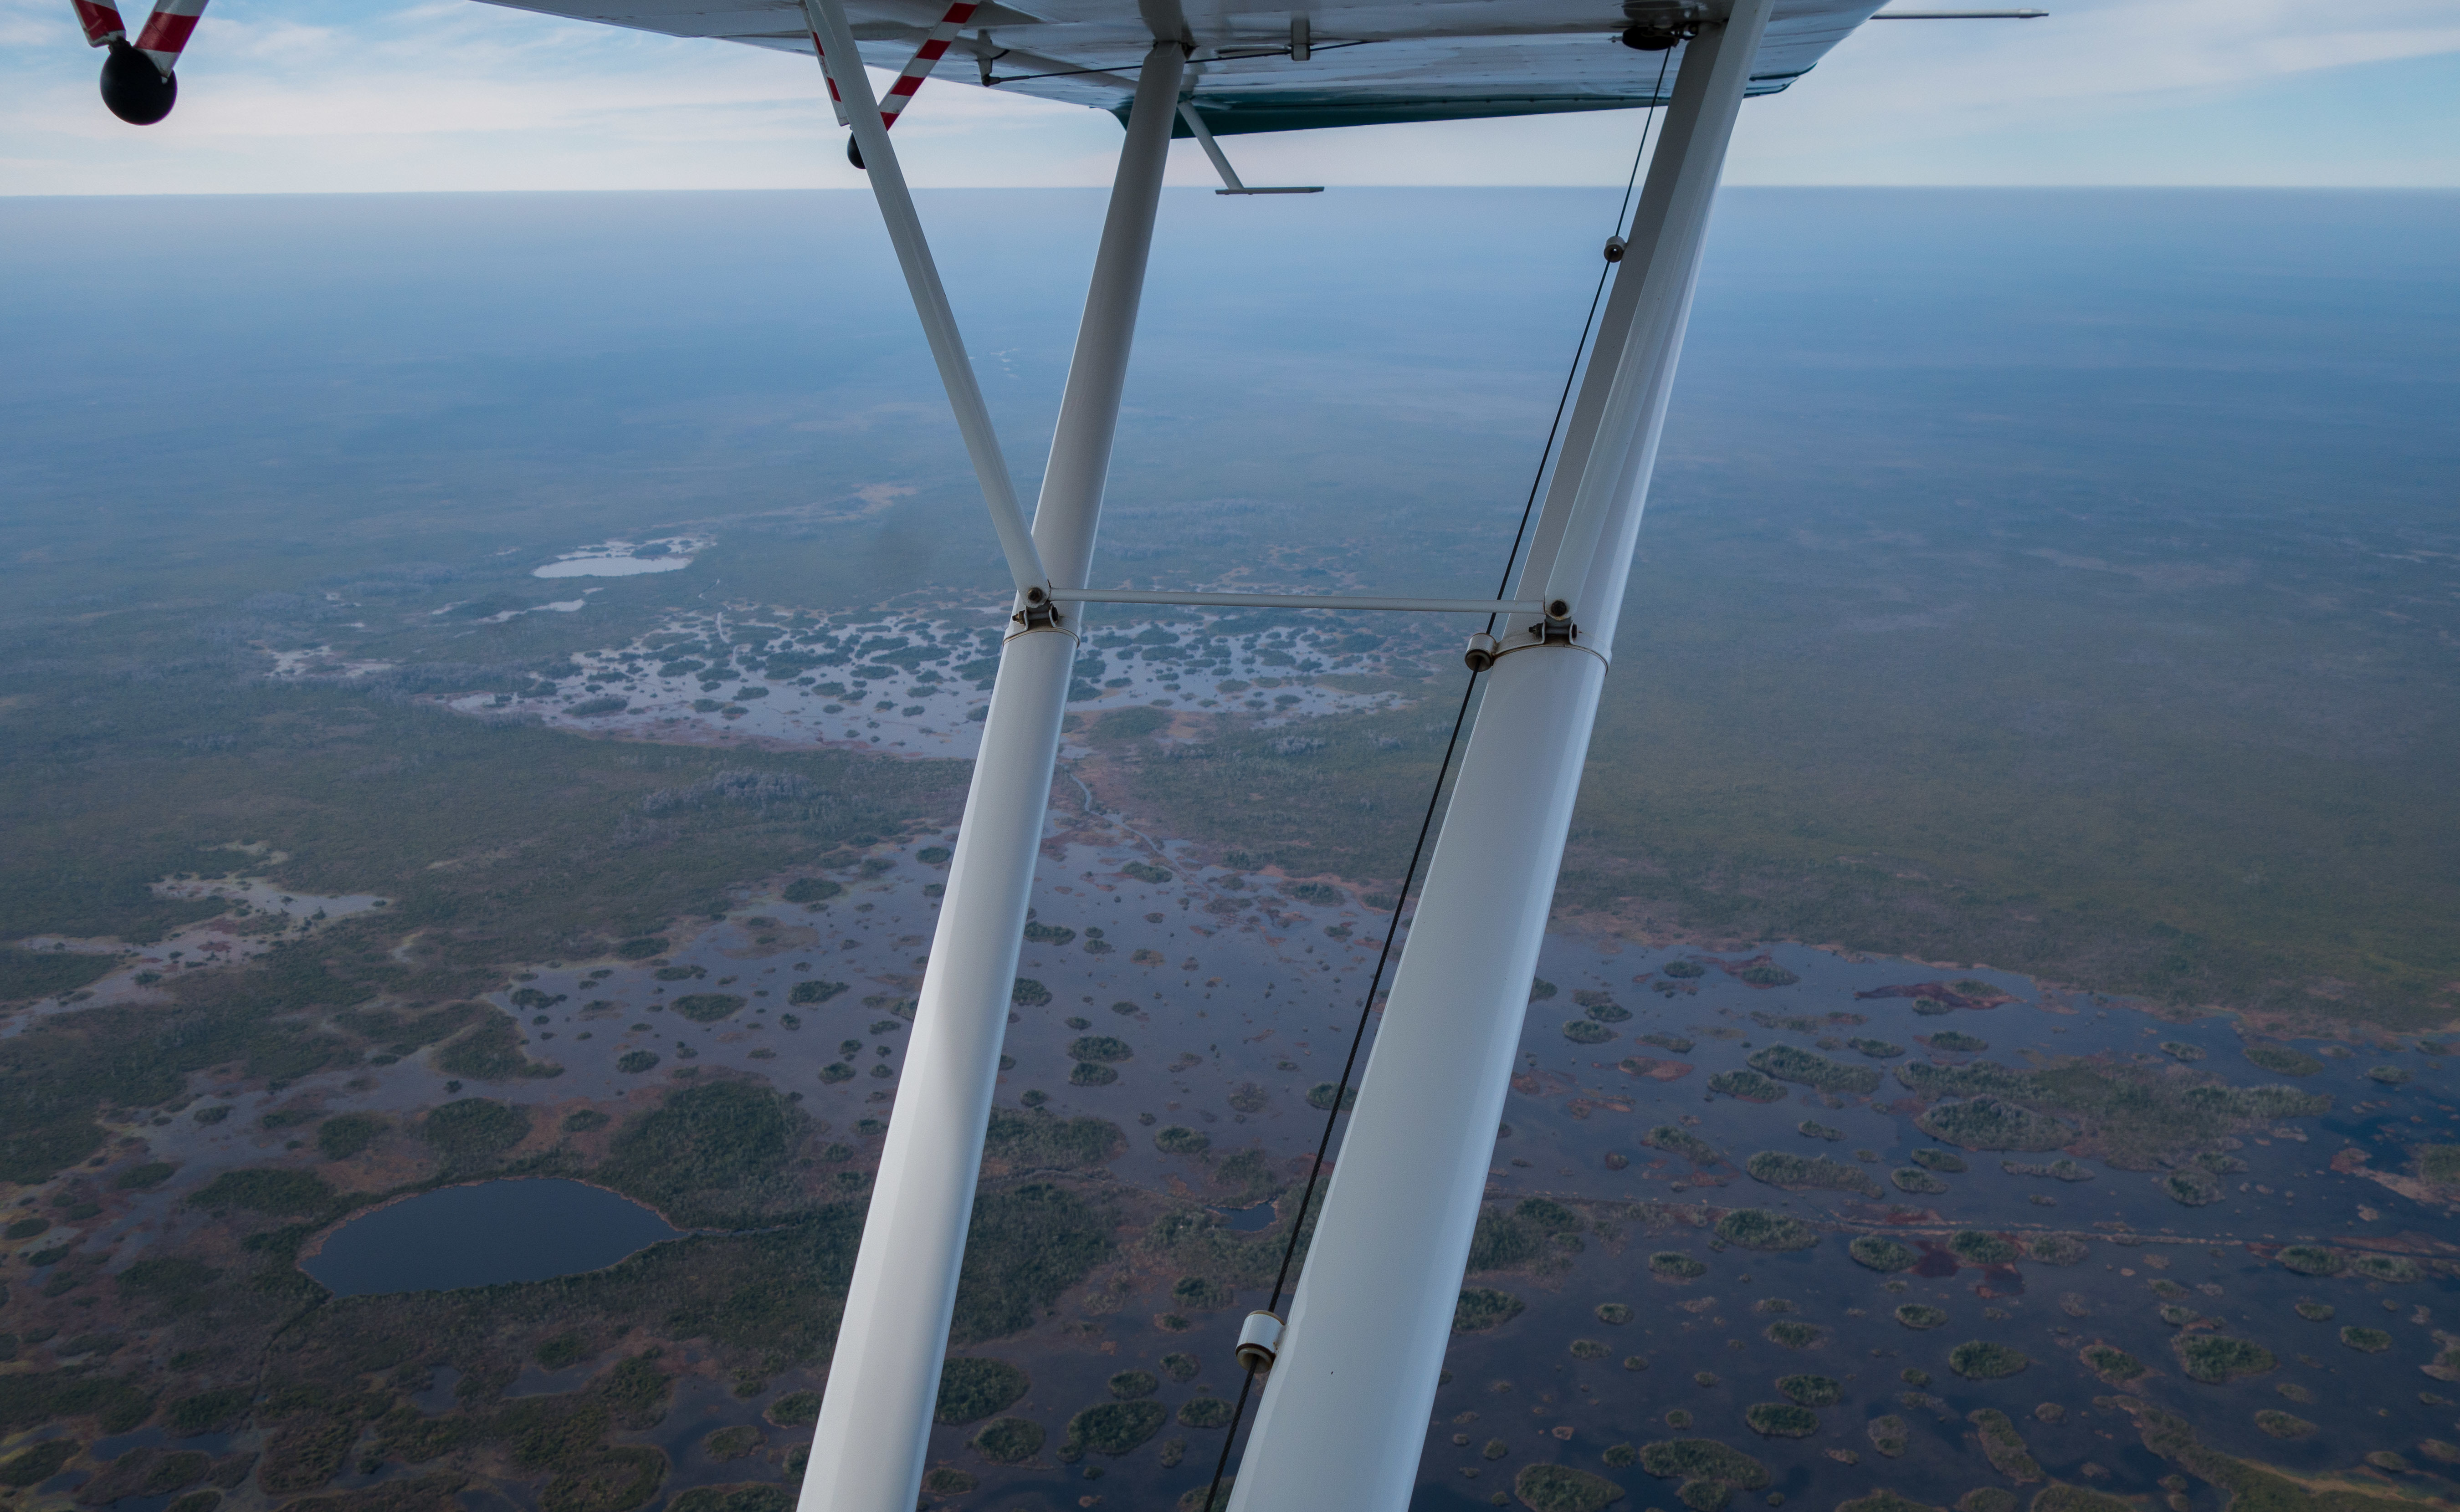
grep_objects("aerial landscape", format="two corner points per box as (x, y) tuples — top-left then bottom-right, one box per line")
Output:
(4, 165), (2458, 1512)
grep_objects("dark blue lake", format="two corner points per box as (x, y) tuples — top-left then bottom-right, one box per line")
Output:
(301, 1178), (682, 1297)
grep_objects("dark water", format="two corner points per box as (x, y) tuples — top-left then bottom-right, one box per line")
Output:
(300, 1178), (682, 1296)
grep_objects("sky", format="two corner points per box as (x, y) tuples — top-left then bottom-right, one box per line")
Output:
(0, 0), (2456, 193)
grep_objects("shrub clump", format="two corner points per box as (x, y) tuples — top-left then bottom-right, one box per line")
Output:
(1778, 1375), (1841, 1406)
(935, 1359), (1030, 1424)
(2173, 1335), (2276, 1384)
(1714, 1209), (1817, 1252)
(1746, 1046), (1879, 1095)
(787, 980), (847, 1006)
(1948, 1341), (2029, 1379)
(1743, 1403), (1818, 1438)
(1060, 1400), (1166, 1458)
(1847, 1235), (1917, 1273)
(1745, 1151), (1880, 1197)
(2024, 1234), (2089, 1265)
(1154, 1125), (1210, 1155)
(1891, 1167), (1948, 1195)
(969, 1417), (1042, 1464)
(1455, 1288), (1526, 1333)
(2255, 1411), (2316, 1440)
(2340, 1327), (2393, 1354)
(1948, 1230), (2018, 1266)
(1650, 1251), (1709, 1279)
(1916, 1097), (2069, 1152)
(1967, 1409), (2040, 1481)
(1645, 1127), (1722, 1165)
(1764, 1321), (1823, 1349)
(670, 994), (745, 1023)
(1895, 1304), (1948, 1330)
(1707, 1070), (1787, 1104)
(2275, 1245), (2342, 1277)
(2244, 1044), (2323, 1077)
(1514, 1464), (1628, 1512)
(1564, 1020), (1614, 1045)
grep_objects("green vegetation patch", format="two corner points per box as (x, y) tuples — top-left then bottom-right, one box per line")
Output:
(424, 1098), (532, 1162)
(1707, 1070), (1787, 1104)
(1597, 1303), (1634, 1325)
(189, 1166), (340, 1217)
(436, 1009), (563, 1082)
(596, 1082), (811, 1228)
(1645, 1126), (1723, 1165)
(1927, 1032), (1989, 1052)
(1745, 1151), (1881, 1197)
(2418, 1145), (2460, 1184)
(1896, 1304), (1949, 1330)
(1778, 1375), (1841, 1406)
(764, 1392), (821, 1427)
(2243, 1044), (2323, 1077)
(1747, 1046), (1881, 1096)
(1154, 1125), (1210, 1155)
(2339, 1327), (2393, 1354)
(2293, 1303), (2334, 1322)
(787, 980), (847, 1006)
(1969, 1409), (2041, 1482)
(1107, 1371), (1158, 1400)
(0, 1440), (82, 1487)
(969, 1416), (1043, 1464)
(1743, 1402), (1819, 1438)
(2023, 1234), (2088, 1265)
(1910, 1149), (1968, 1172)
(935, 1358), (1030, 1424)
(0, 947), (118, 1004)
(1764, 1321), (1823, 1349)
(2173, 1335), (2276, 1384)
(1651, 1251), (1709, 1279)
(669, 994), (744, 1024)
(1949, 1341), (2030, 1379)
(1917, 1098), (2070, 1152)
(2352, 1254), (2421, 1282)
(1714, 1209), (1817, 1252)
(1850, 1038), (1907, 1059)
(1564, 1020), (1614, 1045)
(2161, 1042), (2207, 1062)
(1061, 1400), (1166, 1458)
(1067, 1036), (1133, 1064)
(1178, 1397), (1235, 1429)
(2163, 1170), (2222, 1207)
(2029, 1487), (2136, 1512)
(1456, 1287), (1527, 1333)
(1867, 1415), (1910, 1458)
(1637, 1439), (1769, 1489)
(1849, 1236), (1918, 1273)
(1514, 1464), (1627, 1512)
(980, 1106), (1122, 1170)
(539, 1446), (666, 1512)
(1949, 1230), (2018, 1266)
(672, 1486), (791, 1512)
(2254, 1410), (2315, 1440)
(1840, 1495), (1936, 1512)
(1892, 1167), (1948, 1195)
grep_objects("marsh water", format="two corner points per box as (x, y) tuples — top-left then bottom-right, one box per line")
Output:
(301, 1178), (682, 1296)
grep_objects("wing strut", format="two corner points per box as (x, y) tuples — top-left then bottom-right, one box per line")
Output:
(1223, 3), (1777, 1507)
(801, 0), (1051, 608)
(1176, 102), (1321, 194)
(793, 25), (1188, 1512)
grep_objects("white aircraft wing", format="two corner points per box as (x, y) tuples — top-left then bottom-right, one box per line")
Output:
(470, 0), (1885, 134)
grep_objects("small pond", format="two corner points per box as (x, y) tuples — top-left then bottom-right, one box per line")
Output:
(301, 1178), (682, 1297)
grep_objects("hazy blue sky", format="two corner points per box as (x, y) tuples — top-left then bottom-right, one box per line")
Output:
(1, 0), (2455, 192)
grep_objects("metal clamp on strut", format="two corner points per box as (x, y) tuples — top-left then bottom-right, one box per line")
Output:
(1012, 584), (1064, 631)
(1531, 598), (1578, 645)
(1235, 1310), (1285, 1374)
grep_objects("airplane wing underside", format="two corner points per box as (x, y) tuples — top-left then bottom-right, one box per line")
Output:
(470, 0), (1885, 135)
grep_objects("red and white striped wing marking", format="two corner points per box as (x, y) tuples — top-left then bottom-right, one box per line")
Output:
(877, 0), (977, 128)
(132, 0), (205, 73)
(814, 1), (978, 133)
(71, 0), (128, 46)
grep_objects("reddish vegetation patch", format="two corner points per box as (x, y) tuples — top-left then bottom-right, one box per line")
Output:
(1618, 1057), (1695, 1083)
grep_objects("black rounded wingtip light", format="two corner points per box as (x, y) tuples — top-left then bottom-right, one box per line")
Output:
(100, 38), (176, 124)
(846, 134), (865, 169)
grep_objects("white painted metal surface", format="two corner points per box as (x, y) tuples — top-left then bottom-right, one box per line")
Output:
(1048, 587), (1542, 614)
(796, 34), (1184, 1512)
(1224, 5), (1773, 1508)
(477, 0), (1885, 137)
(800, 0), (1049, 604)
